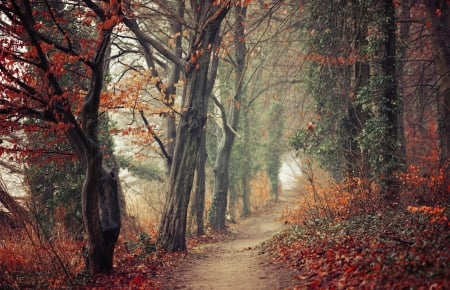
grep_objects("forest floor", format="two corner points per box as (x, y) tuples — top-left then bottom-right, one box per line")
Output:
(156, 192), (297, 290)
(72, 187), (449, 289)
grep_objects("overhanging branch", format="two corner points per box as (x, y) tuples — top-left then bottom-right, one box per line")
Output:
(139, 110), (172, 165)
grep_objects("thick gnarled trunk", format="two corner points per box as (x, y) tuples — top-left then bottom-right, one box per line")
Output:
(66, 116), (121, 274)
(65, 24), (120, 274)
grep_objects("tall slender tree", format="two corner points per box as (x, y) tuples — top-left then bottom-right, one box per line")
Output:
(377, 0), (403, 203)
(209, 5), (247, 230)
(157, 1), (230, 251)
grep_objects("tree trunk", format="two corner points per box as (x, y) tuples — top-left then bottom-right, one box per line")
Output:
(425, 0), (450, 196)
(157, 91), (206, 250)
(209, 123), (233, 230)
(189, 132), (207, 236)
(66, 103), (121, 275)
(379, 0), (403, 204)
(209, 6), (247, 230)
(67, 26), (120, 274)
(157, 6), (229, 251)
(241, 109), (251, 217)
(81, 147), (105, 273)
(345, 0), (370, 179)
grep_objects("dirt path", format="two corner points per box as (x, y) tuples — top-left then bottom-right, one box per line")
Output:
(159, 192), (296, 290)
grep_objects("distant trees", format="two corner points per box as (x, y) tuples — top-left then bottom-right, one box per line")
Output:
(209, 4), (247, 231)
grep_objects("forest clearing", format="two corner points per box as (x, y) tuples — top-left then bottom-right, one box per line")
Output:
(1, 0), (449, 289)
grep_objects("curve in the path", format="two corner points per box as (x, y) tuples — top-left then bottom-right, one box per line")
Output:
(160, 192), (297, 290)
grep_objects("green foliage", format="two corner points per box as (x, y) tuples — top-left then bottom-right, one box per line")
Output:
(290, 0), (404, 188)
(125, 232), (156, 257)
(26, 114), (118, 239)
(26, 139), (84, 238)
(264, 101), (285, 198)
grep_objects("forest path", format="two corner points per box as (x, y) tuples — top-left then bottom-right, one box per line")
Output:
(158, 191), (297, 290)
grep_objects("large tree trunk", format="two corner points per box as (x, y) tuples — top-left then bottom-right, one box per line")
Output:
(66, 25), (120, 274)
(190, 26), (223, 235)
(66, 122), (120, 274)
(157, 5), (229, 251)
(209, 6), (247, 230)
(379, 0), (403, 204)
(425, 0), (450, 196)
(82, 146), (106, 273)
(66, 116), (120, 275)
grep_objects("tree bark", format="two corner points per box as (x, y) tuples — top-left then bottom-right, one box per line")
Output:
(66, 118), (120, 274)
(157, 4), (229, 251)
(189, 132), (207, 236)
(209, 6), (247, 230)
(425, 0), (450, 195)
(209, 113), (234, 229)
(241, 109), (251, 217)
(345, 0), (370, 179)
(379, 0), (403, 204)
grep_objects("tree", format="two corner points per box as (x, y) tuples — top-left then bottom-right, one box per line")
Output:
(208, 5), (247, 230)
(189, 131), (207, 235)
(289, 0), (405, 205)
(424, 0), (450, 195)
(209, 0), (295, 223)
(343, 0), (370, 180)
(0, 0), (121, 274)
(157, 1), (230, 251)
(289, 0), (361, 180)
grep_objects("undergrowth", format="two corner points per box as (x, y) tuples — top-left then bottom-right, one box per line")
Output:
(0, 215), (167, 289)
(265, 162), (450, 289)
(265, 207), (449, 288)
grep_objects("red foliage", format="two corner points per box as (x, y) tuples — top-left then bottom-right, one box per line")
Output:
(266, 209), (450, 289)
(77, 241), (185, 289)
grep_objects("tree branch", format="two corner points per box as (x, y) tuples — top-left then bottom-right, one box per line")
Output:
(139, 110), (172, 165)
(123, 17), (187, 70)
(210, 95), (241, 139)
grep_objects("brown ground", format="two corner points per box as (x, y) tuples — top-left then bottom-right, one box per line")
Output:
(158, 192), (297, 290)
